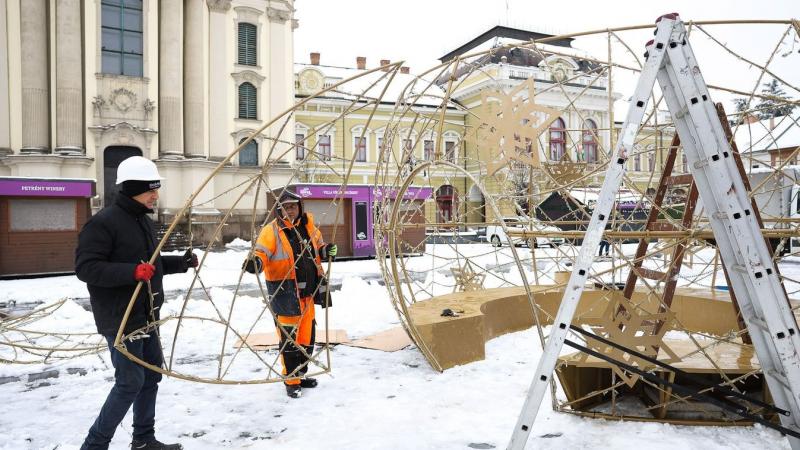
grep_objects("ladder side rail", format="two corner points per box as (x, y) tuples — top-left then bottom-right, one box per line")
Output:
(507, 17), (679, 450)
(657, 28), (800, 439)
(622, 133), (682, 300)
(663, 25), (800, 364)
(655, 44), (790, 390)
(656, 59), (800, 441)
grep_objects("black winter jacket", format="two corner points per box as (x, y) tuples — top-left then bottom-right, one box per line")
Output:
(75, 193), (187, 336)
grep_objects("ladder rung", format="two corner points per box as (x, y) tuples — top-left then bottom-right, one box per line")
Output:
(636, 267), (667, 281)
(732, 264), (748, 274)
(666, 174), (693, 186)
(649, 222), (678, 232)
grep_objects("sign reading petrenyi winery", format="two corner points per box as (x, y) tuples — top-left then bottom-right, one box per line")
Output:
(0, 178), (96, 198)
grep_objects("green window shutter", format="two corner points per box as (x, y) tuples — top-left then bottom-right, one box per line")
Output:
(238, 23), (257, 65)
(239, 83), (257, 119)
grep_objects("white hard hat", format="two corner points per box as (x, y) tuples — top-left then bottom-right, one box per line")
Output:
(115, 156), (165, 184)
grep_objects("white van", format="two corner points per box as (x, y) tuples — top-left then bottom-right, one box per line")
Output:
(485, 217), (565, 248)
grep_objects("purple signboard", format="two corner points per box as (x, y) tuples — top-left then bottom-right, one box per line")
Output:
(289, 184), (433, 258)
(0, 178), (96, 198)
(373, 186), (433, 201)
(294, 185), (370, 201)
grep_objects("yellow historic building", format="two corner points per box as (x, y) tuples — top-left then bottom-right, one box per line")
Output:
(293, 26), (632, 228)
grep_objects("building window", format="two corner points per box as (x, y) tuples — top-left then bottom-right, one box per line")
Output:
(681, 153), (688, 172)
(239, 138), (258, 166)
(318, 134), (332, 160)
(435, 185), (458, 223)
(424, 140), (434, 160)
(238, 23), (257, 66)
(295, 133), (306, 160)
(445, 141), (456, 162)
(403, 139), (413, 154)
(549, 118), (566, 161)
(582, 119), (598, 163)
(354, 136), (367, 162)
(238, 82), (257, 119)
(633, 153), (641, 171)
(101, 0), (143, 76)
(647, 151), (655, 171)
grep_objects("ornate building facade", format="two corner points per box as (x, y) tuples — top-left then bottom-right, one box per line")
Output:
(0, 0), (296, 241)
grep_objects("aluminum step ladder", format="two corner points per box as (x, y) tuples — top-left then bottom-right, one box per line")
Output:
(509, 13), (800, 449)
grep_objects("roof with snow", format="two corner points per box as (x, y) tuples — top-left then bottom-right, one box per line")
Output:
(733, 113), (800, 154)
(294, 63), (461, 110)
(438, 25), (573, 63)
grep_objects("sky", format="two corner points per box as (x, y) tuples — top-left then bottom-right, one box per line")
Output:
(293, 0), (799, 72)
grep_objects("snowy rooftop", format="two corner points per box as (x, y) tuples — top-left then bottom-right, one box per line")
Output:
(294, 63), (460, 110)
(733, 113), (800, 154)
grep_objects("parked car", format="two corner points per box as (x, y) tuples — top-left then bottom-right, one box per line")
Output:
(485, 217), (564, 248)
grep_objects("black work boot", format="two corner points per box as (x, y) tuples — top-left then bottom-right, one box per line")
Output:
(130, 439), (183, 450)
(285, 384), (302, 398)
(300, 377), (318, 388)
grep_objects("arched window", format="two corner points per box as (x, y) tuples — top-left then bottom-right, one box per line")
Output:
(238, 82), (257, 119)
(436, 185), (458, 224)
(582, 119), (598, 163)
(101, 0), (143, 76)
(295, 133), (307, 160)
(647, 146), (656, 171)
(424, 140), (434, 160)
(239, 138), (258, 166)
(354, 136), (367, 162)
(238, 23), (257, 66)
(318, 134), (332, 160)
(549, 118), (566, 161)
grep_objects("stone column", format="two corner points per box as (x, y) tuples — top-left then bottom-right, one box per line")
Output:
(0, 0), (11, 155)
(19, 0), (49, 154)
(183, 0), (204, 158)
(267, 6), (293, 160)
(55, 0), (83, 154)
(207, 0), (230, 161)
(159, 0), (184, 158)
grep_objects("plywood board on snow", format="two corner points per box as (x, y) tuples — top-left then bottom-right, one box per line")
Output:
(235, 329), (349, 349)
(343, 327), (413, 352)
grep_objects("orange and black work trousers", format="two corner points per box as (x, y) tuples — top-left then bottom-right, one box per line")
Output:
(275, 296), (316, 386)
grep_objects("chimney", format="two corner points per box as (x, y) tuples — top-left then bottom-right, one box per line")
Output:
(356, 56), (366, 70)
(310, 52), (320, 65)
(400, 66), (410, 74)
(380, 59), (390, 71)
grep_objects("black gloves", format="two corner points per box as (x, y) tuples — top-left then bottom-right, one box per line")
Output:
(243, 256), (263, 274)
(183, 249), (199, 269)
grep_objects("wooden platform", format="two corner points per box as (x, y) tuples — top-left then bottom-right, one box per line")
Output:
(407, 285), (744, 371)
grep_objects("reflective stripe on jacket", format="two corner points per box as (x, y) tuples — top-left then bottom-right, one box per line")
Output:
(253, 212), (325, 316)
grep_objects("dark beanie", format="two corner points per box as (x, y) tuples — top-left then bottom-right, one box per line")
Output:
(121, 180), (161, 197)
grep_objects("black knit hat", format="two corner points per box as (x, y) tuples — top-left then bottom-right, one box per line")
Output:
(121, 179), (161, 197)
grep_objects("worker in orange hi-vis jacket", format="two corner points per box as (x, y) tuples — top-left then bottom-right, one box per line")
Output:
(243, 190), (337, 398)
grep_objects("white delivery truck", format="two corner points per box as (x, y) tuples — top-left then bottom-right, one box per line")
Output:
(748, 166), (800, 255)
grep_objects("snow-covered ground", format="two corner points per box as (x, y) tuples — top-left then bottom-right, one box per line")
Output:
(0, 244), (792, 449)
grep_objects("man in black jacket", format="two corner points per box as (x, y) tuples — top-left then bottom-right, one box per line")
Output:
(76, 156), (195, 450)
